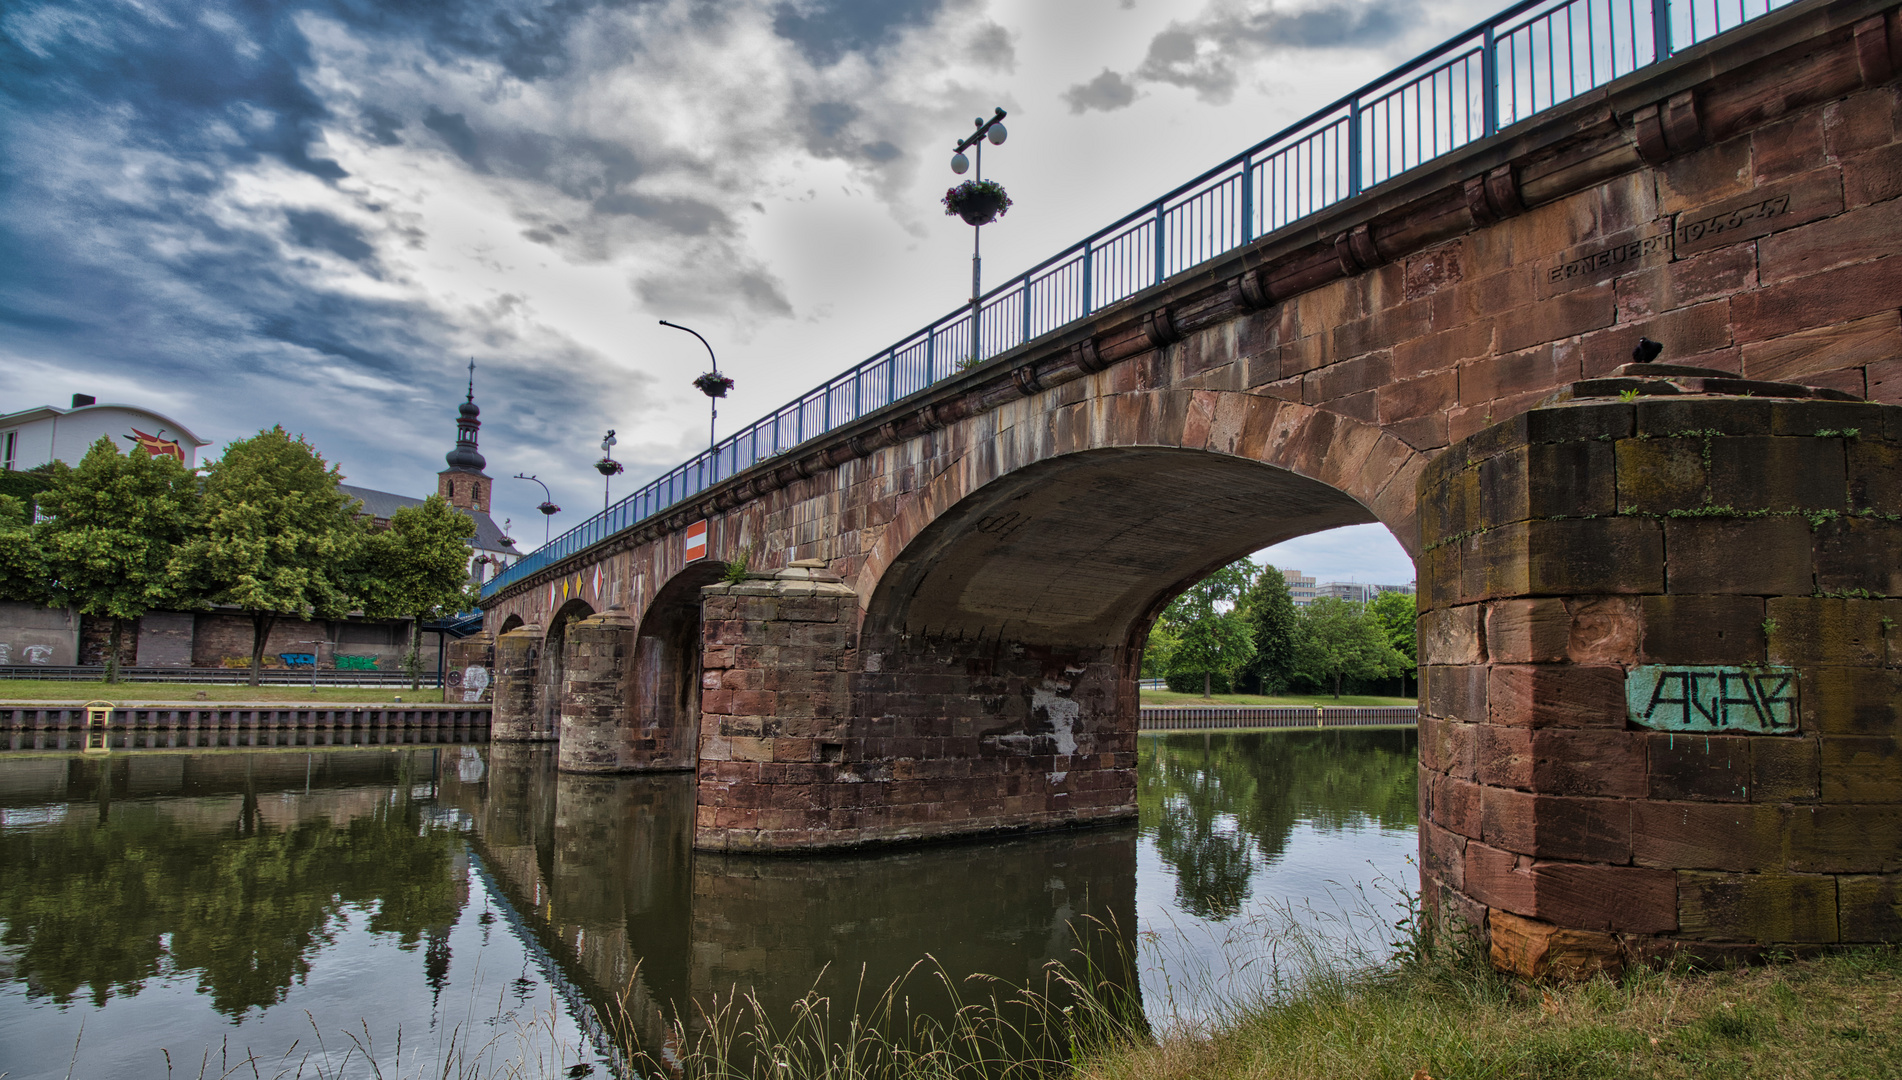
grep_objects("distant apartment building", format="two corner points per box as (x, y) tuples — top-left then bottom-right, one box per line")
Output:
(1281, 569), (1317, 605)
(1279, 568), (1414, 606)
(1314, 581), (1418, 604)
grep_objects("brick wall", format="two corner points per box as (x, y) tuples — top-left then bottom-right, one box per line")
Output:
(1419, 393), (1902, 976)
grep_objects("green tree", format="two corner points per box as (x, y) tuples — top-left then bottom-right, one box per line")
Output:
(1290, 596), (1407, 698)
(0, 494), (44, 604)
(1141, 620), (1180, 680)
(1368, 589), (1419, 696)
(172, 427), (363, 686)
(34, 437), (202, 681)
(1237, 564), (1300, 694)
(1157, 559), (1257, 698)
(357, 495), (478, 689)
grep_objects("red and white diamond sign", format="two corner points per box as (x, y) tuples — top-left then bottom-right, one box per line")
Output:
(683, 520), (708, 561)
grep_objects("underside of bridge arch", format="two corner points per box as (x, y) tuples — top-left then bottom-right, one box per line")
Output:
(867, 446), (1381, 647)
(554, 566), (721, 774)
(693, 447), (1402, 852)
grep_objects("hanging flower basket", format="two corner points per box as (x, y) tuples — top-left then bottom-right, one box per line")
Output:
(594, 457), (624, 477)
(943, 179), (1012, 226)
(694, 371), (734, 398)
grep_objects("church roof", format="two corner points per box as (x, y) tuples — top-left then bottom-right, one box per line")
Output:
(340, 484), (517, 553)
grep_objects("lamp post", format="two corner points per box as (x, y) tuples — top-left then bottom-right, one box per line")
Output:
(661, 319), (732, 455)
(513, 474), (560, 546)
(594, 430), (624, 512)
(949, 107), (1009, 367)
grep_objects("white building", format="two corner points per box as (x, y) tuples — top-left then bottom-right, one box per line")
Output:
(0, 394), (211, 472)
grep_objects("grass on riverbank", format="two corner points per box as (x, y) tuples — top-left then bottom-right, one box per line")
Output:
(617, 900), (1902, 1080)
(0, 680), (445, 703)
(1081, 941), (1902, 1080)
(1140, 689), (1414, 708)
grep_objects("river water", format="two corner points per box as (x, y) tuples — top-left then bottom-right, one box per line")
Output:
(0, 728), (1416, 1079)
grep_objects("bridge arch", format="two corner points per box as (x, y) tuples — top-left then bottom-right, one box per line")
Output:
(540, 598), (596, 738)
(498, 614), (525, 635)
(852, 395), (1428, 614)
(631, 562), (728, 771)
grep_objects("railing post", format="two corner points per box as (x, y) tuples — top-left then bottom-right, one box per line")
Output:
(1021, 275), (1032, 345)
(1482, 25), (1499, 136)
(1240, 155), (1255, 243)
(1348, 100), (1364, 197)
(1153, 201), (1167, 286)
(1652, 0), (1673, 60)
(1081, 241), (1093, 315)
(926, 327), (936, 384)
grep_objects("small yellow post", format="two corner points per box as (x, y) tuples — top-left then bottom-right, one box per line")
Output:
(83, 699), (114, 753)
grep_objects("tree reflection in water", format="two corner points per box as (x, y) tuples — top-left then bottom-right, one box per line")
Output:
(0, 751), (465, 1017)
(1138, 728), (1418, 921)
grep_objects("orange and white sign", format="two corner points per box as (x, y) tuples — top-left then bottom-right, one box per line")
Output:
(683, 520), (708, 561)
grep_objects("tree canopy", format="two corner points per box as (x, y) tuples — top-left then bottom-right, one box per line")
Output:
(171, 427), (364, 685)
(34, 437), (203, 680)
(1238, 564), (1300, 695)
(1290, 596), (1408, 698)
(357, 495), (478, 687)
(1368, 589), (1419, 694)
(1155, 559), (1257, 698)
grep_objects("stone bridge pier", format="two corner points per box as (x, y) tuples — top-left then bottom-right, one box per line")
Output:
(1418, 376), (1902, 976)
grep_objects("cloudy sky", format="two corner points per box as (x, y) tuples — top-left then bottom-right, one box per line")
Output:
(1, 0), (1496, 584)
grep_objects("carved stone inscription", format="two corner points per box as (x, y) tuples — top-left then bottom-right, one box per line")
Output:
(1672, 175), (1842, 257)
(1540, 226), (1674, 295)
(1626, 664), (1799, 734)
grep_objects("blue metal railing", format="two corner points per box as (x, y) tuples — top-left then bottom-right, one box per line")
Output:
(483, 0), (1798, 600)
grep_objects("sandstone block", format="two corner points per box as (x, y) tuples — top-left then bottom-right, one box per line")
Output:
(1679, 871), (1839, 942)
(1488, 910), (1626, 982)
(1489, 665), (1627, 729)
(1647, 732), (1751, 801)
(1642, 595), (1767, 664)
(1664, 518), (1815, 596)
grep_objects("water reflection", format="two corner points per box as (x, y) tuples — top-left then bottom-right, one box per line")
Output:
(0, 729), (1414, 1076)
(443, 746), (1139, 1056)
(1139, 729), (1417, 921)
(0, 751), (463, 1018)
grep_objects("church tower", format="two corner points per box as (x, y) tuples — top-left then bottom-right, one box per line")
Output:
(439, 360), (492, 514)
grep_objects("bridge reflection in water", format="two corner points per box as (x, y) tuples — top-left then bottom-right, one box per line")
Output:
(444, 745), (1141, 1060)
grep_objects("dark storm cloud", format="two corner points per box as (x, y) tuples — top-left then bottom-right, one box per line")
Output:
(0, 0), (667, 515)
(770, 0), (945, 67)
(0, 0), (968, 521)
(285, 209), (377, 263)
(1065, 0), (1413, 110)
(423, 106), (487, 170)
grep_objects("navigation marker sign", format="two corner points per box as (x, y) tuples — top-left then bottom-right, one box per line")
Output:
(684, 520), (708, 561)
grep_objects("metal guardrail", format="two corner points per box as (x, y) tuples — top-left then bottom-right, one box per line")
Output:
(1140, 706), (1418, 730)
(0, 665), (442, 687)
(483, 0), (1799, 600)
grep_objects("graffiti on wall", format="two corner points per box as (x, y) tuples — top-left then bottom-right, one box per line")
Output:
(0, 642), (55, 665)
(124, 428), (185, 462)
(335, 655), (380, 670)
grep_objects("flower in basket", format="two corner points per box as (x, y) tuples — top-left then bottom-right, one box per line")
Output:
(693, 371), (734, 398)
(942, 179), (1012, 226)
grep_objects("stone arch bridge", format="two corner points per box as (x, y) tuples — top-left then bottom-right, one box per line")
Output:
(476, 0), (1902, 972)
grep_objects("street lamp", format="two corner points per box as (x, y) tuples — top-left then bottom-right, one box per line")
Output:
(946, 107), (1010, 368)
(661, 319), (732, 454)
(594, 430), (624, 512)
(513, 474), (561, 546)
